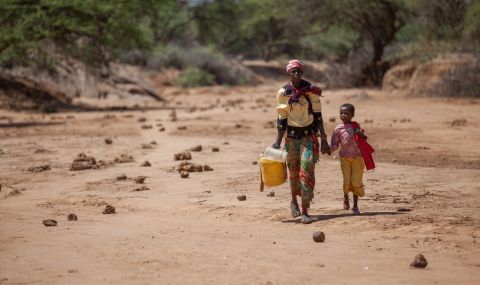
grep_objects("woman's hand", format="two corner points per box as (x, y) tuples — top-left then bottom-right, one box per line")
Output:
(320, 139), (330, 155)
(272, 142), (281, 149)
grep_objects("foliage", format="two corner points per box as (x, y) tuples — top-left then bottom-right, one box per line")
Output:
(177, 66), (214, 87)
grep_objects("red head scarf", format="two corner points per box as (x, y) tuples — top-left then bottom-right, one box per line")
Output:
(285, 59), (304, 73)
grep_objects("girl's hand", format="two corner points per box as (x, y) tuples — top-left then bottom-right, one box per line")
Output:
(354, 128), (364, 134)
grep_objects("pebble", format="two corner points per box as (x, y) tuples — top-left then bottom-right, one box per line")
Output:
(252, 161), (258, 165)
(141, 161), (151, 167)
(180, 171), (189, 178)
(67, 214), (78, 221)
(313, 231), (326, 242)
(267, 191), (275, 197)
(133, 176), (147, 184)
(116, 174), (127, 180)
(203, 165), (214, 171)
(410, 254), (428, 268)
(43, 219), (57, 226)
(105, 138), (113, 145)
(237, 195), (246, 201)
(212, 147), (220, 152)
(102, 205), (116, 214)
(190, 145), (203, 152)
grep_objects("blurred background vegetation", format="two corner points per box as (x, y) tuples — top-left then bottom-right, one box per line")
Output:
(0, 0), (479, 88)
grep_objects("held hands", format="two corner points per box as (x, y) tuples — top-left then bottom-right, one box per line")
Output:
(320, 139), (330, 155)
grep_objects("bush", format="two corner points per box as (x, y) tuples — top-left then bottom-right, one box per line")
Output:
(176, 66), (215, 88)
(39, 101), (57, 113)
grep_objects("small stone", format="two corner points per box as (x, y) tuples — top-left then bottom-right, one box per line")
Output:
(235, 123), (243, 128)
(180, 171), (189, 178)
(203, 165), (214, 171)
(392, 158), (397, 162)
(114, 153), (134, 163)
(71, 153), (97, 170)
(67, 214), (78, 221)
(133, 185), (149, 191)
(410, 254), (428, 268)
(252, 161), (258, 165)
(178, 126), (187, 130)
(150, 141), (157, 145)
(137, 117), (147, 122)
(133, 176), (147, 184)
(397, 207), (413, 212)
(237, 195), (246, 201)
(212, 147), (220, 152)
(313, 231), (326, 242)
(102, 205), (116, 214)
(116, 174), (127, 180)
(28, 164), (51, 172)
(174, 151), (192, 161)
(141, 124), (153, 129)
(329, 117), (336, 122)
(190, 145), (203, 152)
(43, 219), (57, 226)
(105, 138), (113, 145)
(141, 161), (151, 167)
(158, 127), (166, 132)
(266, 191), (275, 197)
(142, 143), (153, 149)
(222, 142), (229, 145)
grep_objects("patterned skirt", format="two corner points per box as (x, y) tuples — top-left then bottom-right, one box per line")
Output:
(285, 135), (319, 208)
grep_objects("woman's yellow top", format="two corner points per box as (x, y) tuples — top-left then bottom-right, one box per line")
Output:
(276, 87), (322, 128)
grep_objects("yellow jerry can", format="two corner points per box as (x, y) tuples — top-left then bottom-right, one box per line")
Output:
(259, 147), (287, 191)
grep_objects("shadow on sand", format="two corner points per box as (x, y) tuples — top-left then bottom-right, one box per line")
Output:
(0, 121), (65, 128)
(281, 211), (402, 224)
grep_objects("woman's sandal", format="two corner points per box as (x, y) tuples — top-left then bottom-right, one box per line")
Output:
(301, 214), (313, 224)
(343, 197), (350, 210)
(290, 201), (301, 218)
(352, 206), (360, 215)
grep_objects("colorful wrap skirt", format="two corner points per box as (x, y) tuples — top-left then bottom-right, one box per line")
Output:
(285, 134), (319, 208)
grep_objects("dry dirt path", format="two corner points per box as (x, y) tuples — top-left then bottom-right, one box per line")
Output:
(1, 85), (479, 284)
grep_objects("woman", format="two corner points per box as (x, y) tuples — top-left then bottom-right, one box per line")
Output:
(272, 59), (330, 224)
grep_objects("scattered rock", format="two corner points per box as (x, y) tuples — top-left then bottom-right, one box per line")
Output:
(190, 145), (203, 152)
(212, 147), (220, 152)
(364, 119), (374, 123)
(235, 123), (243, 128)
(133, 176), (147, 184)
(313, 231), (326, 242)
(397, 207), (413, 212)
(141, 143), (153, 149)
(42, 219), (57, 226)
(71, 153), (97, 170)
(410, 254), (428, 268)
(263, 121), (275, 129)
(169, 109), (177, 122)
(0, 149), (5, 155)
(174, 151), (192, 161)
(33, 148), (48, 153)
(451, 118), (467, 127)
(28, 164), (51, 173)
(203, 164), (214, 171)
(158, 127), (166, 132)
(67, 214), (78, 221)
(237, 195), (247, 201)
(400, 118), (411, 123)
(114, 153), (134, 163)
(116, 174), (127, 180)
(252, 161), (258, 165)
(177, 126), (187, 130)
(222, 142), (229, 145)
(180, 171), (189, 178)
(105, 138), (113, 145)
(141, 160), (151, 167)
(133, 185), (149, 191)
(102, 205), (116, 214)
(137, 117), (147, 122)
(329, 117), (336, 122)
(267, 191), (275, 197)
(6, 189), (21, 197)
(141, 124), (153, 129)
(177, 162), (203, 172)
(393, 198), (410, 204)
(150, 140), (157, 145)
(392, 158), (397, 162)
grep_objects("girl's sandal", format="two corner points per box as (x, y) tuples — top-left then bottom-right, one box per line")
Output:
(301, 214), (313, 224)
(290, 201), (301, 218)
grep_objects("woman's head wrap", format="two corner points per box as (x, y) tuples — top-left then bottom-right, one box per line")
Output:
(285, 59), (304, 73)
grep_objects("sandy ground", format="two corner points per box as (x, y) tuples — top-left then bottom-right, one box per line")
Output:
(1, 83), (479, 285)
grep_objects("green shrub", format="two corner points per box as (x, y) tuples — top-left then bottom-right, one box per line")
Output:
(39, 102), (57, 113)
(177, 66), (215, 87)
